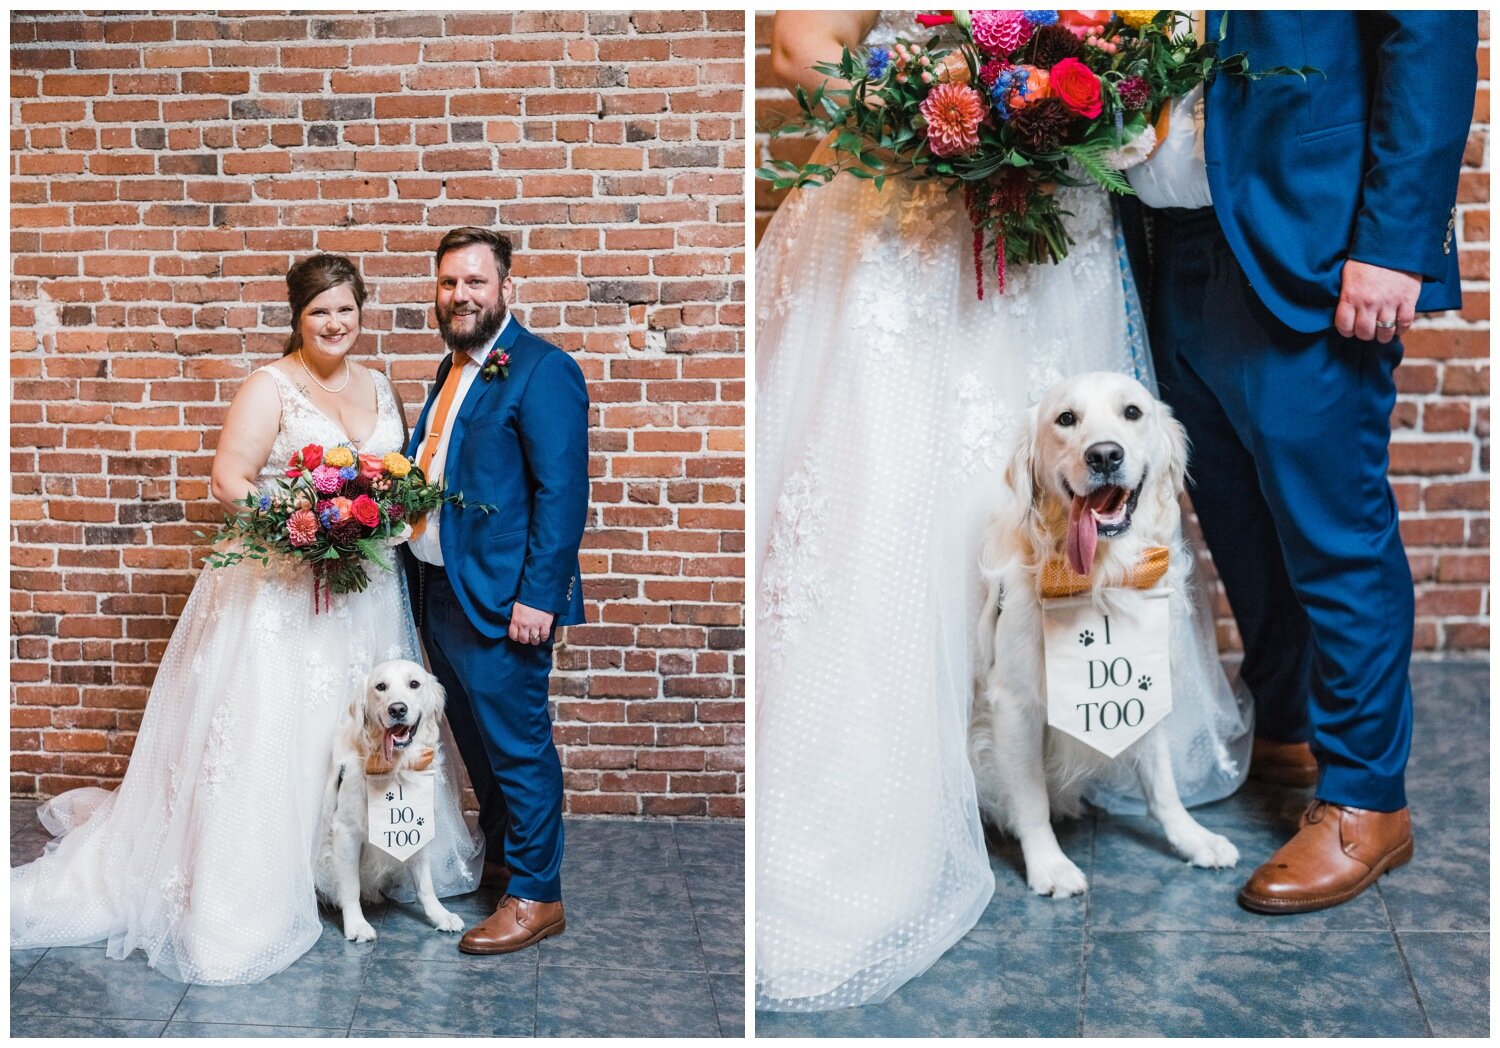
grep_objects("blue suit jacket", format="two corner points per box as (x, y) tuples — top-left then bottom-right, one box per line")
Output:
(404, 320), (589, 639)
(1205, 11), (1476, 332)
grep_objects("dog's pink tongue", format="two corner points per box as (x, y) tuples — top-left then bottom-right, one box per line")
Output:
(1067, 494), (1101, 577)
(382, 730), (394, 765)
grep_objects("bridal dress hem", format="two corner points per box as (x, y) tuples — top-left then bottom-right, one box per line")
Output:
(11, 364), (483, 986)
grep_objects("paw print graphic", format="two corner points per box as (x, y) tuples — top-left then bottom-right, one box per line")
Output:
(1078, 630), (1095, 647)
(416, 816), (425, 826)
(384, 791), (395, 802)
(1138, 675), (1152, 691)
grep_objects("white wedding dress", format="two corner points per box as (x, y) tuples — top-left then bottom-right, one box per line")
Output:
(11, 365), (483, 985)
(755, 11), (1252, 1012)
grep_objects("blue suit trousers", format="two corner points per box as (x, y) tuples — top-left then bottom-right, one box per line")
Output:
(421, 564), (564, 901)
(1147, 207), (1413, 812)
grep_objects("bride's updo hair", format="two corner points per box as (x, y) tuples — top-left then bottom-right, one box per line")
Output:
(283, 253), (366, 357)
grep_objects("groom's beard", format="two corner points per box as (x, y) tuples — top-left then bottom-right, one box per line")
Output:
(437, 300), (507, 355)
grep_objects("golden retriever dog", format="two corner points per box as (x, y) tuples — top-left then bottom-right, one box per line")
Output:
(316, 659), (464, 940)
(970, 372), (1238, 897)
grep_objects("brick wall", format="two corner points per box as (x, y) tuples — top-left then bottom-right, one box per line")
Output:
(753, 11), (1490, 655)
(10, 10), (747, 817)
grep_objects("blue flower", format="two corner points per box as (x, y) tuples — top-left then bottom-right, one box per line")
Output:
(258, 494), (271, 512)
(319, 508), (337, 527)
(1024, 11), (1059, 26)
(990, 67), (1031, 120)
(339, 466), (358, 481)
(866, 47), (891, 79)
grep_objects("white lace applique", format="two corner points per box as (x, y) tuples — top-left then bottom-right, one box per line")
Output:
(953, 373), (1018, 477)
(200, 703), (235, 798)
(848, 289), (909, 360)
(1028, 339), (1069, 403)
(160, 867), (189, 926)
(760, 461), (830, 661)
(164, 764), (183, 819)
(757, 194), (808, 332)
(1057, 187), (1110, 287)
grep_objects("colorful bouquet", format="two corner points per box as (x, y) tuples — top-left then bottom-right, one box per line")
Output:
(758, 10), (1310, 296)
(201, 444), (477, 610)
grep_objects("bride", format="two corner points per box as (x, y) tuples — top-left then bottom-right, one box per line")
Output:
(755, 11), (1252, 1012)
(11, 253), (482, 985)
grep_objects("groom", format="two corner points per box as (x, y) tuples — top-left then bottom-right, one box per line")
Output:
(403, 227), (589, 952)
(1134, 12), (1476, 912)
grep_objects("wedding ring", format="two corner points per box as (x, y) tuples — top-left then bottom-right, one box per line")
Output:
(1375, 320), (1397, 330)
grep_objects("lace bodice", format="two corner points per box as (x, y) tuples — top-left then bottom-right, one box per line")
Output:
(258, 366), (405, 485)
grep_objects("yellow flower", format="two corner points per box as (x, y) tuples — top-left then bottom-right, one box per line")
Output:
(382, 453), (412, 478)
(1118, 10), (1160, 29)
(324, 446), (355, 469)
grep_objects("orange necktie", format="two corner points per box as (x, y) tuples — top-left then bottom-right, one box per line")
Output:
(408, 353), (470, 541)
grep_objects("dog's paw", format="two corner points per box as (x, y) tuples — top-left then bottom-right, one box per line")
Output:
(344, 918), (378, 943)
(429, 908), (464, 933)
(1179, 830), (1239, 869)
(1027, 856), (1088, 897)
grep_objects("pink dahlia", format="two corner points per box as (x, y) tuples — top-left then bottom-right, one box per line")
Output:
(920, 82), (986, 157)
(311, 464), (343, 494)
(970, 10), (1033, 55)
(287, 509), (319, 547)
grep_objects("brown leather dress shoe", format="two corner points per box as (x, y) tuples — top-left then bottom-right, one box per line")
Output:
(1249, 737), (1318, 788)
(458, 895), (565, 955)
(1238, 801), (1413, 914)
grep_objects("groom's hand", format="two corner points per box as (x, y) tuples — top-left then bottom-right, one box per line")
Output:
(1335, 259), (1421, 344)
(509, 602), (555, 645)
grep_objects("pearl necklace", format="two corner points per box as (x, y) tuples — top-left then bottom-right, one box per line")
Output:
(297, 348), (350, 393)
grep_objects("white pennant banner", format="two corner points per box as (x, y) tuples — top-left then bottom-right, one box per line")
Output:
(1042, 588), (1173, 758)
(366, 768), (436, 861)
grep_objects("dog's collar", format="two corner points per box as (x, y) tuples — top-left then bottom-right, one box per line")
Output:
(364, 746), (435, 777)
(1040, 546), (1170, 599)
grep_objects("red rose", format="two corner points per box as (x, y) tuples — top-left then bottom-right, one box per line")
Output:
(351, 494), (381, 528)
(300, 443), (323, 471)
(1049, 58), (1102, 119)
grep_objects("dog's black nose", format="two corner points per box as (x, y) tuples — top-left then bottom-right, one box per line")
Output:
(388, 702), (408, 721)
(1085, 442), (1124, 476)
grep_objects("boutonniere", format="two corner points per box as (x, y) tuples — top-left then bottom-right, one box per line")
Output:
(481, 348), (510, 382)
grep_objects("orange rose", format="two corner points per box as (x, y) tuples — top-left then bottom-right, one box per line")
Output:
(358, 452), (384, 480)
(937, 51), (972, 85)
(1019, 65), (1050, 100)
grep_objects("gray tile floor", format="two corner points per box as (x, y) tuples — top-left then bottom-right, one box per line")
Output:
(10, 815), (744, 1038)
(758, 659), (1489, 1038)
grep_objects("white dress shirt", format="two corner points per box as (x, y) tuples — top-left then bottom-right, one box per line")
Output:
(408, 314), (512, 566)
(1126, 13), (1214, 210)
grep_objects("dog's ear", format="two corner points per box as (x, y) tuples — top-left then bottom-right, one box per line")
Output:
(1004, 406), (1046, 553)
(425, 673), (446, 716)
(1156, 401), (1190, 496)
(1001, 406), (1039, 514)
